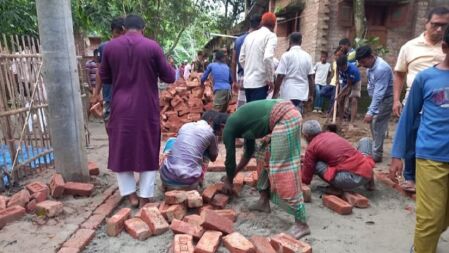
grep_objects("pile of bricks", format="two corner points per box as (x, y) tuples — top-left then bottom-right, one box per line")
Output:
(105, 179), (312, 252)
(321, 192), (370, 215)
(0, 162), (99, 229)
(159, 74), (237, 139)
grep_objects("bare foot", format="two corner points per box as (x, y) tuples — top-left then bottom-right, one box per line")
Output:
(248, 200), (271, 213)
(139, 197), (150, 208)
(365, 179), (376, 191)
(287, 222), (311, 239)
(127, 193), (139, 208)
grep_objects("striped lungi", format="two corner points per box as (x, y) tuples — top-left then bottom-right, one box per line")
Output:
(256, 101), (306, 223)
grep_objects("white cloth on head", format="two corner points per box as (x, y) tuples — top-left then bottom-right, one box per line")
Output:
(276, 46), (314, 101)
(115, 171), (156, 198)
(239, 26), (277, 89)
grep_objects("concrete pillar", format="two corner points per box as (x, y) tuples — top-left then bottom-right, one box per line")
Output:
(36, 0), (89, 182)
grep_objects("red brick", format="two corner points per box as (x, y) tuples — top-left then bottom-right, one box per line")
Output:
(106, 208), (131, 236)
(81, 214), (106, 230)
(88, 161), (100, 176)
(210, 193), (229, 209)
(62, 228), (95, 250)
(173, 234), (194, 253)
(57, 247), (79, 253)
(244, 171), (258, 187)
(183, 214), (204, 226)
(165, 204), (187, 222)
(0, 206), (26, 228)
(198, 204), (214, 214)
(124, 218), (151, 240)
(26, 199), (37, 213)
(342, 192), (369, 208)
(195, 230), (222, 253)
(233, 172), (245, 189)
(31, 191), (47, 203)
(49, 173), (65, 198)
(7, 189), (30, 208)
(374, 172), (397, 188)
(322, 195), (353, 215)
(202, 209), (234, 234)
(170, 219), (204, 239)
(202, 183), (224, 203)
(36, 200), (64, 217)
(270, 233), (312, 253)
(302, 185), (312, 203)
(213, 209), (237, 222)
(135, 202), (161, 218)
(141, 207), (169, 235)
(94, 191), (122, 216)
(64, 182), (94, 197)
(25, 181), (49, 195)
(165, 190), (187, 205)
(250, 236), (276, 253)
(0, 196), (8, 210)
(223, 232), (255, 253)
(186, 190), (203, 208)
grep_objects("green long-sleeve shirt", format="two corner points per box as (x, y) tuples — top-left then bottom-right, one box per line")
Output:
(223, 99), (281, 179)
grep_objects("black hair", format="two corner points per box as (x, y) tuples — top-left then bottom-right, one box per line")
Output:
(355, 45), (373, 60)
(427, 6), (449, 22)
(336, 55), (348, 67)
(289, 32), (302, 45)
(125, 14), (145, 30)
(339, 38), (351, 47)
(215, 50), (225, 62)
(445, 25), (449, 44)
(320, 51), (328, 57)
(202, 110), (228, 134)
(250, 15), (261, 29)
(111, 17), (125, 32)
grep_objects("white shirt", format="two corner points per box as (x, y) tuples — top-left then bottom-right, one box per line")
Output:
(184, 63), (192, 80)
(275, 46), (314, 101)
(239, 26), (277, 89)
(314, 62), (331, 85)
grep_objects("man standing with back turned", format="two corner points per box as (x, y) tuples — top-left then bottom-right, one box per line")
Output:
(99, 15), (175, 207)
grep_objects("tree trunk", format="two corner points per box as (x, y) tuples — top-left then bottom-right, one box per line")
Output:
(353, 0), (366, 39)
(167, 27), (187, 56)
(225, 0), (229, 18)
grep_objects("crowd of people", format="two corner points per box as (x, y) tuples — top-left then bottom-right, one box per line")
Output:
(89, 7), (449, 252)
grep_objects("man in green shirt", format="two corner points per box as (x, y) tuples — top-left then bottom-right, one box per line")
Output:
(222, 99), (310, 239)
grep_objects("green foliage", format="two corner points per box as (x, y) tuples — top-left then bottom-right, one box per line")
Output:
(0, 0), (38, 37)
(354, 36), (389, 56)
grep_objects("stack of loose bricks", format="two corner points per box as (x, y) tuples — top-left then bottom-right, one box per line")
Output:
(0, 162), (98, 229)
(106, 176), (312, 253)
(159, 73), (237, 140)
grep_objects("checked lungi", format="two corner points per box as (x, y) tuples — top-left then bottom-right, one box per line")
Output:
(256, 101), (306, 223)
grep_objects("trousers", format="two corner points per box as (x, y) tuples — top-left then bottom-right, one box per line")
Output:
(115, 171), (156, 198)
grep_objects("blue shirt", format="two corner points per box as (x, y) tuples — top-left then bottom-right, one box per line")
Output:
(391, 66), (449, 163)
(201, 62), (232, 91)
(97, 42), (112, 102)
(339, 63), (360, 89)
(234, 33), (248, 75)
(366, 57), (393, 115)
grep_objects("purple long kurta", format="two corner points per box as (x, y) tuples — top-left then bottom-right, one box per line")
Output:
(100, 32), (175, 172)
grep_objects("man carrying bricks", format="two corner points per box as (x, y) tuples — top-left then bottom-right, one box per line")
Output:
(301, 120), (375, 192)
(222, 99), (310, 239)
(160, 111), (227, 191)
(390, 26), (449, 253)
(391, 7), (449, 193)
(99, 15), (175, 208)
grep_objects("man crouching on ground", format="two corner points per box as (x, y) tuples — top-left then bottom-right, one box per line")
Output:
(301, 120), (375, 192)
(160, 111), (228, 191)
(221, 99), (310, 239)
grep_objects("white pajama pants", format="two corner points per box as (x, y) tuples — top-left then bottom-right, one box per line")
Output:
(115, 171), (156, 198)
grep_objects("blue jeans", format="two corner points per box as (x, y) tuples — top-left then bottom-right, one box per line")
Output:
(320, 85), (335, 112)
(245, 86), (268, 103)
(403, 117), (420, 181)
(314, 84), (325, 110)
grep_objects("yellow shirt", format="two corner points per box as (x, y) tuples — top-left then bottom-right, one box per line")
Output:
(394, 33), (445, 91)
(329, 61), (337, 86)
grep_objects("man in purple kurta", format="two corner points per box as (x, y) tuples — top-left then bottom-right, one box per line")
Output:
(99, 15), (175, 207)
